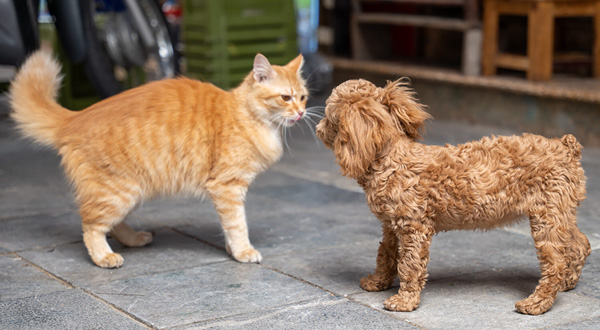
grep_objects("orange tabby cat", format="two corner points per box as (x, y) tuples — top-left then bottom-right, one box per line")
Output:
(10, 50), (308, 268)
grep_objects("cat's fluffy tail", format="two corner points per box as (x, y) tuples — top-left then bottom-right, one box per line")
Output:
(9, 50), (73, 148)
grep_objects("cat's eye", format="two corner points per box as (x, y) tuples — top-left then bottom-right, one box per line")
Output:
(300, 95), (307, 102)
(281, 95), (292, 102)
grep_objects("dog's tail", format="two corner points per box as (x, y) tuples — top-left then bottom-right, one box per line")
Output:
(9, 50), (74, 148)
(561, 134), (583, 160)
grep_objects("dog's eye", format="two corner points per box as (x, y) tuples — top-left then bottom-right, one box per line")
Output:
(281, 95), (292, 102)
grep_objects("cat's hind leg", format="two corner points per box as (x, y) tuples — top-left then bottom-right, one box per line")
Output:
(78, 181), (141, 268)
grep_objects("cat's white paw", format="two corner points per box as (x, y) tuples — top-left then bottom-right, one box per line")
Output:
(232, 248), (262, 263)
(94, 252), (124, 268)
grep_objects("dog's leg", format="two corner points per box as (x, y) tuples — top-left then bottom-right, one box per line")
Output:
(560, 212), (591, 292)
(516, 208), (573, 315)
(361, 223), (398, 292)
(384, 222), (433, 312)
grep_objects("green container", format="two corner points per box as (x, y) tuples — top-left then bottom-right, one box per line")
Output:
(183, 0), (298, 89)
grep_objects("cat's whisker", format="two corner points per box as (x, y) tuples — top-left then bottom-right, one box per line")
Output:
(297, 122), (306, 137)
(283, 125), (293, 155)
(306, 106), (325, 117)
(305, 118), (321, 147)
(303, 115), (319, 128)
(302, 118), (322, 147)
(304, 111), (324, 119)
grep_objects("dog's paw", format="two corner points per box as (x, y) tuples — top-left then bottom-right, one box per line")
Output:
(232, 248), (262, 264)
(94, 252), (124, 269)
(515, 294), (555, 315)
(384, 291), (421, 312)
(360, 274), (393, 292)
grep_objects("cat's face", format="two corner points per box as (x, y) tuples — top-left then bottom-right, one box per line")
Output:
(250, 54), (308, 127)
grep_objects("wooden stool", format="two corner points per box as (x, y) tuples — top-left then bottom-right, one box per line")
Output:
(482, 0), (600, 81)
(351, 0), (483, 76)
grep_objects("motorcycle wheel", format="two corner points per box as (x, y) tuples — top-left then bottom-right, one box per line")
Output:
(79, 0), (176, 98)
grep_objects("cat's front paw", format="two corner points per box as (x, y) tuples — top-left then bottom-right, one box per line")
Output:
(232, 248), (262, 263)
(94, 252), (124, 268)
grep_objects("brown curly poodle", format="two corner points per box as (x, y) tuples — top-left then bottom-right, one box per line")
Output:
(316, 79), (590, 315)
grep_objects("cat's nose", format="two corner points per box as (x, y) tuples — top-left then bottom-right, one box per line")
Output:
(293, 111), (304, 122)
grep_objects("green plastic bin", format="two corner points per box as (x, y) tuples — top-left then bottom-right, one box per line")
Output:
(183, 0), (298, 89)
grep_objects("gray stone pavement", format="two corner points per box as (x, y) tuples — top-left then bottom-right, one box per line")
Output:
(1, 98), (600, 329)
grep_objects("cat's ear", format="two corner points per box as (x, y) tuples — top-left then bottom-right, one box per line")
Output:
(286, 54), (304, 74)
(253, 53), (275, 83)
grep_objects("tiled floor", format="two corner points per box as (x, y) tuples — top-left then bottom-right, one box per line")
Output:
(1, 106), (599, 329)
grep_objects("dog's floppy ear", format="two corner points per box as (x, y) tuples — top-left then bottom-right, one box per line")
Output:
(379, 79), (431, 140)
(334, 98), (393, 179)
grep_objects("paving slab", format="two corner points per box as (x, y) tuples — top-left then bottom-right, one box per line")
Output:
(428, 230), (539, 276)
(19, 228), (229, 287)
(263, 240), (381, 296)
(0, 254), (68, 301)
(2, 113), (600, 329)
(547, 317), (600, 330)
(248, 171), (365, 210)
(131, 197), (220, 228)
(0, 186), (74, 220)
(350, 268), (600, 330)
(0, 143), (67, 189)
(262, 230), (541, 298)
(90, 262), (331, 329)
(180, 296), (418, 330)
(0, 289), (147, 330)
(171, 177), (381, 258)
(0, 212), (82, 252)
(179, 207), (381, 259)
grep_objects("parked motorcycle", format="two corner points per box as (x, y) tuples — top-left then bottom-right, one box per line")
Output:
(0, 0), (176, 98)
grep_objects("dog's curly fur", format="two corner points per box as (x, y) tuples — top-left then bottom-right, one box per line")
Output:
(316, 79), (591, 315)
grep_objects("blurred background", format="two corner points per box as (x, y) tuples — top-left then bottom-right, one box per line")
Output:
(1, 4), (600, 327)
(1, 0), (599, 145)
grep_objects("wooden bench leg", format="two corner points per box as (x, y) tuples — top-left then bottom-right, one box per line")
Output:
(528, 1), (554, 81)
(463, 28), (483, 76)
(351, 14), (368, 60)
(594, 2), (600, 78)
(482, 0), (499, 76)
